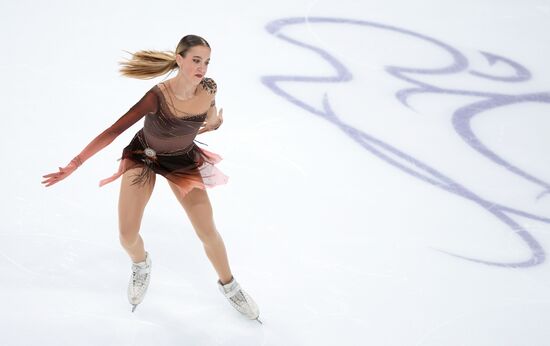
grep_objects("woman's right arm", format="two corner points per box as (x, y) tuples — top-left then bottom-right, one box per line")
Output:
(42, 89), (158, 187)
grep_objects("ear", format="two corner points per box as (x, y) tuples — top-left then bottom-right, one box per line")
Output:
(175, 54), (184, 68)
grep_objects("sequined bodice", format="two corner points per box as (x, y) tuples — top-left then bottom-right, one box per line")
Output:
(142, 85), (207, 153)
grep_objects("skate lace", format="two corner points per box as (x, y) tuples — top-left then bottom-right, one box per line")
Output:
(230, 290), (248, 306)
(132, 266), (149, 287)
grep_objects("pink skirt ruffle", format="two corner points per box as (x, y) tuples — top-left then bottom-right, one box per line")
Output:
(100, 130), (228, 196)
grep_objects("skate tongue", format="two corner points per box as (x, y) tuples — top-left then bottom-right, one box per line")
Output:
(133, 252), (150, 264)
(132, 264), (151, 274)
(220, 280), (241, 297)
(132, 253), (151, 269)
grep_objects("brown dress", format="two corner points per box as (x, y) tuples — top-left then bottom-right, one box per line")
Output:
(97, 78), (228, 196)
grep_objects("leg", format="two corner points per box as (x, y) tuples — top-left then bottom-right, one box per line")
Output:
(118, 167), (156, 263)
(167, 183), (233, 284)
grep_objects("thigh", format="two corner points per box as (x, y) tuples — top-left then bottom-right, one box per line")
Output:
(118, 167), (156, 232)
(168, 182), (215, 232)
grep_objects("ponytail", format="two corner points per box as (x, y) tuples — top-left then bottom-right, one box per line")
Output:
(118, 35), (210, 80)
(118, 50), (178, 79)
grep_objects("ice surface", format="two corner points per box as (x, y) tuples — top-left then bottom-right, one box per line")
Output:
(2, 0), (550, 345)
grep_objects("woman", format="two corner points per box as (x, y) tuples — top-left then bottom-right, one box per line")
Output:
(41, 35), (261, 323)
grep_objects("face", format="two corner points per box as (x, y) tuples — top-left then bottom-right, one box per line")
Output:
(176, 45), (211, 84)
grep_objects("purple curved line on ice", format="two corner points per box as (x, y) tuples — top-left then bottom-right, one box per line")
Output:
(452, 93), (550, 193)
(469, 51), (532, 82)
(261, 17), (549, 267)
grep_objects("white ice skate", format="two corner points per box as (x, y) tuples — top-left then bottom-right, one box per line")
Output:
(128, 252), (152, 312)
(217, 277), (261, 324)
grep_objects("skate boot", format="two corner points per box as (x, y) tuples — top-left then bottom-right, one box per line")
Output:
(217, 276), (261, 324)
(128, 252), (152, 312)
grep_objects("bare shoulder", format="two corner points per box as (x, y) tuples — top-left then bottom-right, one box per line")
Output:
(199, 77), (217, 95)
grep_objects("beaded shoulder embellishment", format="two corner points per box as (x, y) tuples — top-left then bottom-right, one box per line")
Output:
(200, 78), (217, 95)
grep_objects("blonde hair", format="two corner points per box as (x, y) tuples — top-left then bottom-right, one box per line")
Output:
(119, 35), (211, 80)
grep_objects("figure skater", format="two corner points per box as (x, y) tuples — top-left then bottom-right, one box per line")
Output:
(41, 34), (261, 323)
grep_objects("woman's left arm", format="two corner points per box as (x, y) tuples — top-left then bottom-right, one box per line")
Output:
(198, 103), (223, 134)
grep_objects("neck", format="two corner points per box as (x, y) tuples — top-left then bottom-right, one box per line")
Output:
(169, 75), (198, 101)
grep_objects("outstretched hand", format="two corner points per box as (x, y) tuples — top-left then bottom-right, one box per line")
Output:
(42, 159), (80, 187)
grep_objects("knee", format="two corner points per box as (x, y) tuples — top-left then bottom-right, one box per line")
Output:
(119, 229), (140, 248)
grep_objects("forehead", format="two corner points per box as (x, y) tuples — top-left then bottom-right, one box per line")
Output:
(187, 45), (211, 59)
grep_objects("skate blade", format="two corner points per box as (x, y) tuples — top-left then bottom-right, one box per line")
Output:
(131, 304), (138, 313)
(255, 317), (263, 324)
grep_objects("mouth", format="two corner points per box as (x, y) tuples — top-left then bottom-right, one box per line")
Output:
(195, 74), (203, 78)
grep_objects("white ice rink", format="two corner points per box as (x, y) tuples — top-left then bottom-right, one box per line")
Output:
(2, 0), (550, 345)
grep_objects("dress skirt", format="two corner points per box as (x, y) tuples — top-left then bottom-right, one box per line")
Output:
(99, 130), (228, 196)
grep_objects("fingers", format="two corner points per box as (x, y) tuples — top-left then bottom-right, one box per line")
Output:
(42, 170), (66, 179)
(42, 163), (75, 187)
(42, 174), (64, 187)
(41, 169), (67, 187)
(215, 108), (223, 130)
(41, 177), (57, 187)
(41, 174), (58, 184)
(42, 166), (67, 178)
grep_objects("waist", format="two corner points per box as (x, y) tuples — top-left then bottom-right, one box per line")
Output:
(137, 130), (196, 156)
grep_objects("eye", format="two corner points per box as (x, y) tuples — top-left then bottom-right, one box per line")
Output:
(205, 61), (210, 66)
(193, 59), (200, 63)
